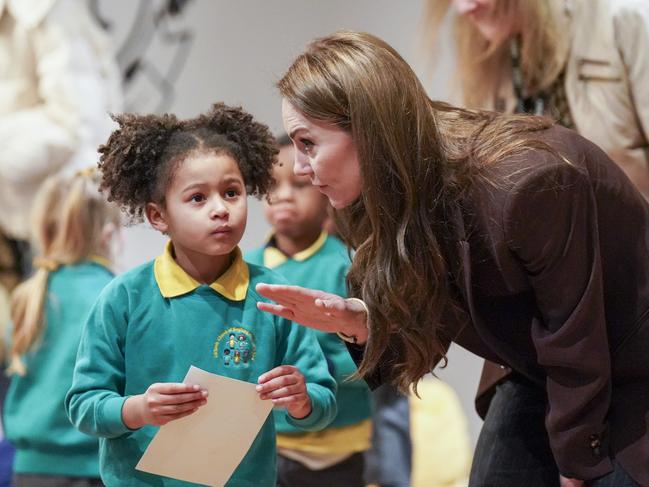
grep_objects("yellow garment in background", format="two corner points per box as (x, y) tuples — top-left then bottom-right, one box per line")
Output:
(410, 378), (472, 487)
(277, 419), (372, 455)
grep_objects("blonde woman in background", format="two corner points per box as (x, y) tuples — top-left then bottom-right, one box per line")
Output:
(3, 170), (120, 487)
(424, 1), (649, 485)
(425, 0), (649, 195)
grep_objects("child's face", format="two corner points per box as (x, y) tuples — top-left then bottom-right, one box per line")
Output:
(150, 152), (247, 257)
(263, 145), (329, 240)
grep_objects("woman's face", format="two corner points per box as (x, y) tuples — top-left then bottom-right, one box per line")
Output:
(281, 99), (362, 209)
(453, 0), (512, 41)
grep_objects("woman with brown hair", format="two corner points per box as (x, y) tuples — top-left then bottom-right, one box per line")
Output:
(256, 30), (649, 486)
(423, 1), (649, 484)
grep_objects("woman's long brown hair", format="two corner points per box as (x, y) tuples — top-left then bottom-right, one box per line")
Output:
(278, 31), (554, 392)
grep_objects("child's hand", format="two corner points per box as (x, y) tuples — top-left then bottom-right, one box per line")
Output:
(122, 383), (208, 429)
(256, 365), (312, 419)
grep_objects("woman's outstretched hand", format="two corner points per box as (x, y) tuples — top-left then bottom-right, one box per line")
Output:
(255, 283), (369, 344)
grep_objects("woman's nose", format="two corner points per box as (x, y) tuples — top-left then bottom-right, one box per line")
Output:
(293, 152), (313, 177)
(454, 0), (479, 15)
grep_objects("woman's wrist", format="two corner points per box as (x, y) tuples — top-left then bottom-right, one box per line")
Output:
(337, 298), (369, 345)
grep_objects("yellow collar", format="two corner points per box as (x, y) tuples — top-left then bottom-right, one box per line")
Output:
(89, 255), (113, 271)
(263, 231), (328, 269)
(154, 241), (249, 301)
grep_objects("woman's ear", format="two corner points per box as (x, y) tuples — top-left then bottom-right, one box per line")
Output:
(146, 202), (169, 234)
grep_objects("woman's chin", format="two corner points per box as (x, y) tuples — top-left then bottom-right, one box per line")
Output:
(328, 193), (358, 210)
(329, 198), (347, 210)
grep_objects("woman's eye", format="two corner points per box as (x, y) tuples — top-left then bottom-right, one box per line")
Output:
(300, 139), (314, 152)
(190, 194), (205, 203)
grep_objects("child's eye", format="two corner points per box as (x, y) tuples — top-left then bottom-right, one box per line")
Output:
(224, 189), (239, 198)
(190, 194), (205, 203)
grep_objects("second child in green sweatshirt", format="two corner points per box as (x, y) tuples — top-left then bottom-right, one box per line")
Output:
(65, 105), (337, 487)
(246, 135), (372, 487)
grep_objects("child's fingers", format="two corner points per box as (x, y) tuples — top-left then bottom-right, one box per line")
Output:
(257, 365), (298, 385)
(259, 383), (304, 400)
(156, 399), (206, 415)
(270, 393), (307, 407)
(156, 390), (208, 405)
(158, 407), (201, 425)
(151, 382), (205, 395)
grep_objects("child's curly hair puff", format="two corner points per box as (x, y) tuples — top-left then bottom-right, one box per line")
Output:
(98, 103), (278, 222)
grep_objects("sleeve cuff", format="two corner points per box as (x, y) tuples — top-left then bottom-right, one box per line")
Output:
(553, 426), (614, 480)
(559, 457), (613, 481)
(98, 395), (136, 438)
(285, 384), (336, 431)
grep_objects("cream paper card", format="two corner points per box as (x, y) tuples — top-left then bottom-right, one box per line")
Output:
(136, 365), (274, 486)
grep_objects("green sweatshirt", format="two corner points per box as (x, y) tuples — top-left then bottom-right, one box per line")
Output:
(4, 261), (114, 477)
(65, 243), (336, 487)
(246, 233), (372, 433)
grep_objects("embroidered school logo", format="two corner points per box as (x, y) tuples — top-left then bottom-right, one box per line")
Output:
(213, 327), (256, 367)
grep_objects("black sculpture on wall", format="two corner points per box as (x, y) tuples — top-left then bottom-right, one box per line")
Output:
(90, 0), (195, 112)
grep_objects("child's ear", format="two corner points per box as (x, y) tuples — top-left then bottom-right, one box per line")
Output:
(145, 202), (169, 234)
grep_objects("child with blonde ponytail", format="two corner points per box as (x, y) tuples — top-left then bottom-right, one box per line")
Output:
(3, 169), (120, 487)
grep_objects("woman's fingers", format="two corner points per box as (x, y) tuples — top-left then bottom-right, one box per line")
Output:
(315, 296), (347, 315)
(256, 283), (331, 303)
(256, 302), (295, 320)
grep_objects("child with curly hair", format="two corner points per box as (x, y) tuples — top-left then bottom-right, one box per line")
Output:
(65, 104), (337, 487)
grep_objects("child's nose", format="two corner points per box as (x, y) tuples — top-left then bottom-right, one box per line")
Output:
(274, 183), (293, 202)
(210, 198), (229, 218)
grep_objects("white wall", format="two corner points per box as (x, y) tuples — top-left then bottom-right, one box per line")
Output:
(105, 0), (484, 447)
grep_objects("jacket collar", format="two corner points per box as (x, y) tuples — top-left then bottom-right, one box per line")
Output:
(263, 231), (328, 269)
(154, 241), (249, 301)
